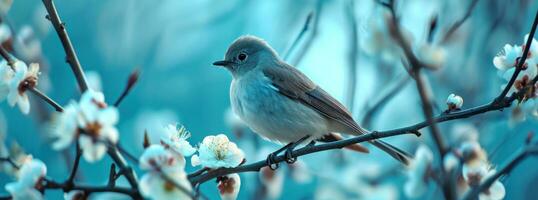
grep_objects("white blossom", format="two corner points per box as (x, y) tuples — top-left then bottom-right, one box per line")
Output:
(259, 166), (284, 199)
(493, 44), (522, 70)
(0, 60), (14, 102)
(160, 124), (196, 157)
(443, 152), (461, 172)
(51, 102), (79, 150)
(494, 34), (538, 95)
(417, 43), (446, 69)
(50, 90), (120, 162)
(462, 164), (505, 200)
(459, 141), (488, 167)
(191, 134), (244, 168)
(5, 158), (46, 200)
(446, 93), (463, 110)
(78, 90), (119, 162)
(139, 145), (192, 200)
(217, 173), (241, 200)
(140, 144), (185, 173)
(289, 160), (312, 183)
(0, 23), (12, 44)
(139, 171), (192, 200)
(404, 145), (433, 198)
(7, 61), (39, 114)
(85, 71), (103, 92)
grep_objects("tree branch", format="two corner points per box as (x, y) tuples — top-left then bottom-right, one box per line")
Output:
(41, 0), (89, 92)
(64, 141), (82, 188)
(188, 130), (421, 185)
(106, 144), (143, 200)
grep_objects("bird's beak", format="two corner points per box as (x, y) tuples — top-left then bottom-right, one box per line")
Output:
(213, 60), (234, 67)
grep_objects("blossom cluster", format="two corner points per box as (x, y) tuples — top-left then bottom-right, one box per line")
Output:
(139, 125), (244, 200)
(493, 34), (538, 97)
(403, 126), (505, 200)
(51, 90), (120, 162)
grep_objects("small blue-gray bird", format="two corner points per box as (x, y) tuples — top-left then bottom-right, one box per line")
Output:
(214, 35), (410, 167)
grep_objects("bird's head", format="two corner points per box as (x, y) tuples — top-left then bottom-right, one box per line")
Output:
(213, 35), (279, 78)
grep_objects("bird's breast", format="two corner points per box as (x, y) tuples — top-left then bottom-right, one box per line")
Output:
(230, 72), (329, 144)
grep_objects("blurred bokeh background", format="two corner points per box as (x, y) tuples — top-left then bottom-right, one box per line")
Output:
(1, 0), (538, 199)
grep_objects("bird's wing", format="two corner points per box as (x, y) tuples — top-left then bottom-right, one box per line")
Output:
(262, 63), (367, 135)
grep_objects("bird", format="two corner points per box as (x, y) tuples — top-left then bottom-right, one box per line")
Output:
(213, 35), (411, 168)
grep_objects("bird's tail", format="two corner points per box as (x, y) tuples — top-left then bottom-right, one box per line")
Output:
(369, 139), (412, 166)
(349, 125), (412, 165)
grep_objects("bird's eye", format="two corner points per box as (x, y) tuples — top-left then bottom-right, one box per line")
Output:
(238, 53), (247, 61)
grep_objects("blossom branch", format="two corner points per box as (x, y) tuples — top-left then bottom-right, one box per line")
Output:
(0, 45), (64, 112)
(43, 180), (138, 197)
(41, 0), (89, 92)
(188, 85), (526, 186)
(188, 130), (421, 185)
(496, 10), (538, 101)
(462, 144), (538, 200)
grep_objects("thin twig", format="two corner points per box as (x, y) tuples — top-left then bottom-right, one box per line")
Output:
(345, 0), (359, 111)
(0, 157), (20, 170)
(440, 0), (480, 43)
(114, 69), (140, 107)
(291, 0), (323, 66)
(41, 0), (89, 92)
(28, 87), (64, 112)
(116, 143), (140, 164)
(64, 141), (82, 188)
(283, 12), (314, 61)
(361, 74), (411, 128)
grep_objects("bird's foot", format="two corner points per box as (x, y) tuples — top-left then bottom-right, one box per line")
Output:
(284, 147), (297, 164)
(266, 153), (279, 170)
